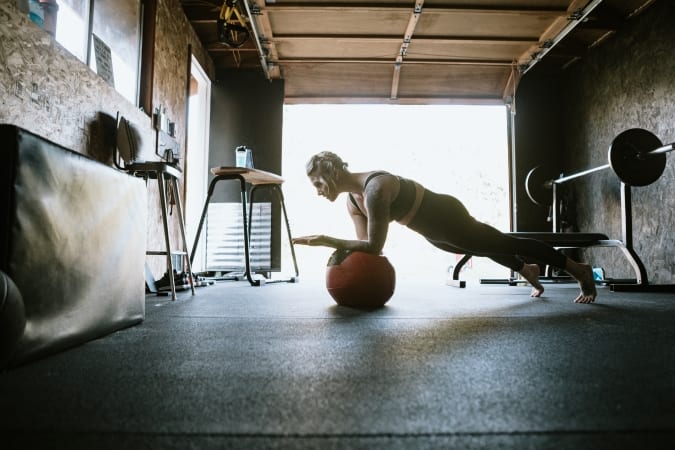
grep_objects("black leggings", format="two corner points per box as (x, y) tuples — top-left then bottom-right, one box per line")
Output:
(406, 189), (567, 272)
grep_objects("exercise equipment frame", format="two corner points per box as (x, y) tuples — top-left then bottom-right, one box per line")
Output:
(451, 128), (675, 293)
(526, 128), (673, 206)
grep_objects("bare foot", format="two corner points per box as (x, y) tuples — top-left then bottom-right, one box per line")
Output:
(573, 263), (597, 304)
(519, 263), (544, 297)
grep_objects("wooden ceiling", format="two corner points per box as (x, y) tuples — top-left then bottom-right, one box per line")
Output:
(180, 0), (657, 104)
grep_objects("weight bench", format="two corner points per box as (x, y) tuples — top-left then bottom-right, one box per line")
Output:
(513, 131), (675, 293)
(449, 232), (650, 291)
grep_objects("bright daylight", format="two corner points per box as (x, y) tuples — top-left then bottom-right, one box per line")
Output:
(281, 104), (511, 284)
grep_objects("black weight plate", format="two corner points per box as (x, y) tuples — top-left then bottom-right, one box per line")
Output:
(609, 128), (666, 186)
(525, 165), (555, 206)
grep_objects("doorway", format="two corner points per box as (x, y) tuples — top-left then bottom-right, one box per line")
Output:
(282, 104), (510, 283)
(185, 56), (211, 273)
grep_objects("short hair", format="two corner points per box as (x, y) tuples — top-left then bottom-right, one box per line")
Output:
(305, 151), (348, 178)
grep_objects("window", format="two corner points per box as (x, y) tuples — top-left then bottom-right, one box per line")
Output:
(53, 0), (89, 61)
(51, 0), (142, 105)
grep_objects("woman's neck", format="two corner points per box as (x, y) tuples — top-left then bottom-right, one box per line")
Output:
(341, 171), (371, 194)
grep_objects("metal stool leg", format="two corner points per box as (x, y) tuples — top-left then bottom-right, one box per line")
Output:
(248, 184), (299, 283)
(238, 176), (258, 286)
(190, 175), (220, 265)
(157, 173), (177, 300)
(273, 185), (299, 279)
(170, 177), (195, 296)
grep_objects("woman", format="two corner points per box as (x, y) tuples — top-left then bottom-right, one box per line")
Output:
(292, 151), (597, 303)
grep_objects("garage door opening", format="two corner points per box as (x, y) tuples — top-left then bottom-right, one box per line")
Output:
(282, 104), (511, 284)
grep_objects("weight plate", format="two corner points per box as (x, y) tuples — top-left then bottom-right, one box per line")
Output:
(609, 128), (666, 186)
(525, 165), (555, 206)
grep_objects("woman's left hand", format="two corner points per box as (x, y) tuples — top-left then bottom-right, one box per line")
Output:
(292, 235), (330, 246)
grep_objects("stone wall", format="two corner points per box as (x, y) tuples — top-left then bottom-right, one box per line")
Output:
(559, 1), (675, 283)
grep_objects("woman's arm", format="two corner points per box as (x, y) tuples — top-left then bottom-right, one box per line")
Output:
(347, 195), (368, 240)
(292, 176), (397, 254)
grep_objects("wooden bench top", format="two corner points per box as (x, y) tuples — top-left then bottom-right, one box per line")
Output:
(210, 167), (284, 185)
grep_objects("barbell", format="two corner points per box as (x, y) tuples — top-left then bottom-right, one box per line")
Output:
(525, 128), (673, 206)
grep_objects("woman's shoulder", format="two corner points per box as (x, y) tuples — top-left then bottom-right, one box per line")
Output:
(363, 171), (401, 202)
(364, 170), (397, 185)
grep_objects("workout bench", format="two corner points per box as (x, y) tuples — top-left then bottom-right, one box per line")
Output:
(449, 231), (648, 290)
(451, 128), (675, 293)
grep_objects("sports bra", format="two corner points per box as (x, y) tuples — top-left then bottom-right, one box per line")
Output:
(348, 171), (422, 224)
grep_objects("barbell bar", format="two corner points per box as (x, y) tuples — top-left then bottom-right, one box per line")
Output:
(525, 128), (673, 206)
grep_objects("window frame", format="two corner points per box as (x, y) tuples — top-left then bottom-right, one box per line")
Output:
(52, 0), (148, 109)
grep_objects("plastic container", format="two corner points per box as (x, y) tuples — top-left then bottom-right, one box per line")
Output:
(235, 146), (253, 168)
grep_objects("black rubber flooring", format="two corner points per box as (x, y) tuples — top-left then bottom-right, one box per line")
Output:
(1, 279), (674, 449)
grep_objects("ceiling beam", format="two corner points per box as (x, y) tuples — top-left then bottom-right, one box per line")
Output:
(391, 0), (423, 100)
(277, 58), (515, 67)
(283, 96), (506, 106)
(274, 35), (537, 45)
(518, 0), (604, 72)
(183, 0), (568, 21)
(264, 5), (567, 14)
(242, 0), (279, 78)
(249, 0), (279, 63)
(206, 46), (259, 53)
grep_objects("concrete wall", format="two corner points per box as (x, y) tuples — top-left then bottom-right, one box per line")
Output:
(512, 74), (565, 232)
(0, 0), (214, 279)
(207, 69), (285, 270)
(208, 69), (284, 203)
(516, 0), (675, 283)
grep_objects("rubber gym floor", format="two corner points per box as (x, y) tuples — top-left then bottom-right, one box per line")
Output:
(1, 278), (674, 449)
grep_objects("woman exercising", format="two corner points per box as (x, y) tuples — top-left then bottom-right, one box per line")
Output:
(292, 151), (597, 303)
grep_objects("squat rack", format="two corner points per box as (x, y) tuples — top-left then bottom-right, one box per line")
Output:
(451, 128), (675, 292)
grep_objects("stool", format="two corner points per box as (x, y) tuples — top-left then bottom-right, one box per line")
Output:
(126, 162), (195, 300)
(190, 167), (299, 286)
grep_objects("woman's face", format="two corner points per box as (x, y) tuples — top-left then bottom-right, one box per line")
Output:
(309, 172), (338, 202)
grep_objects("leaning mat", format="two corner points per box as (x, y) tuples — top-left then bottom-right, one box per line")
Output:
(0, 124), (146, 368)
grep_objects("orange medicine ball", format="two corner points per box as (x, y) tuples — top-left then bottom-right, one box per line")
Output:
(325, 250), (396, 308)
